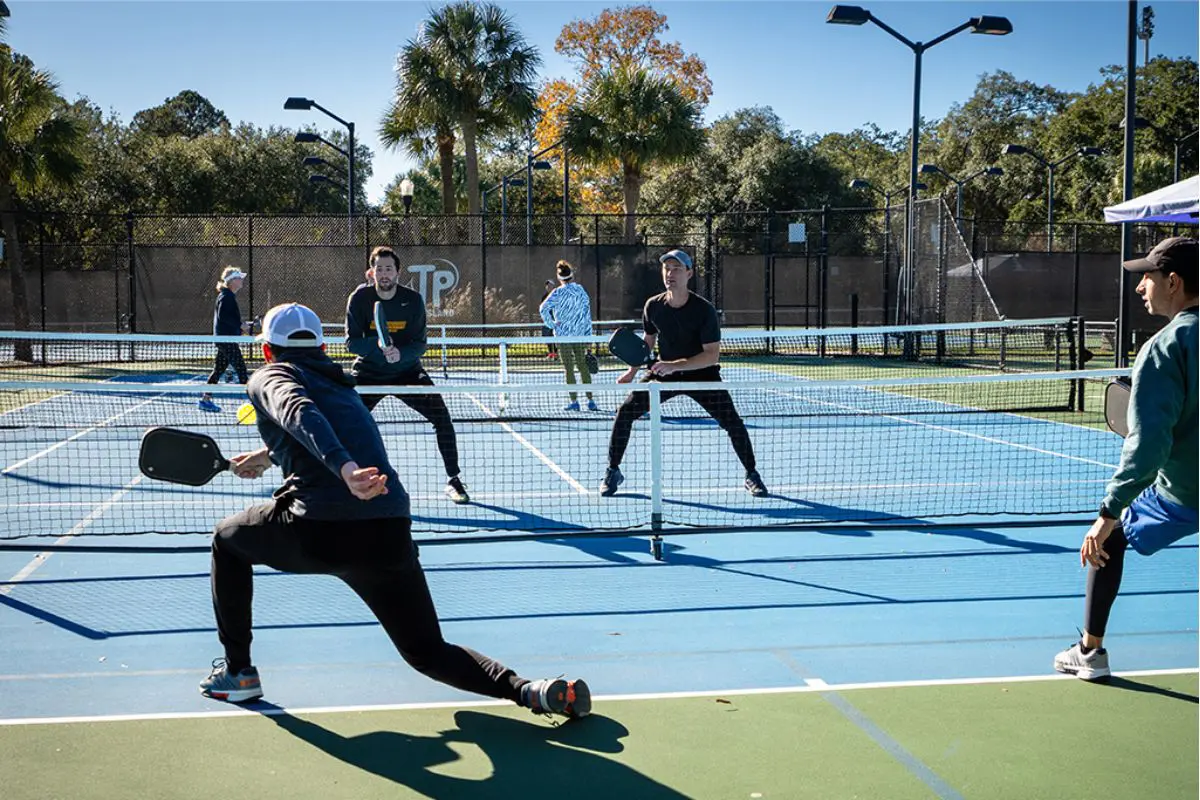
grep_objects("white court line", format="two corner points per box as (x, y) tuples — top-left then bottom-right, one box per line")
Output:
(766, 386), (1118, 470)
(2, 393), (169, 475)
(0, 667), (1192, 727)
(1, 386), (171, 588)
(462, 393), (590, 495)
(1, 476), (144, 596)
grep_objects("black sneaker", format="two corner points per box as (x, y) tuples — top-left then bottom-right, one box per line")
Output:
(600, 466), (624, 496)
(523, 678), (591, 719)
(744, 470), (768, 497)
(445, 476), (470, 504)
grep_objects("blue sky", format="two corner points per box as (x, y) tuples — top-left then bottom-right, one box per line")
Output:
(7, 1), (1198, 204)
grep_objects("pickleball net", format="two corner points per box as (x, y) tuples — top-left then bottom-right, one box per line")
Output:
(0, 317), (1085, 385)
(0, 368), (1123, 541)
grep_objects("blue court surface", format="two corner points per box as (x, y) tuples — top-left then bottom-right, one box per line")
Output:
(0, 369), (1195, 725)
(1, 523), (1196, 722)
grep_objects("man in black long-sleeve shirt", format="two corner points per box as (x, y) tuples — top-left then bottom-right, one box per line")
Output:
(345, 246), (469, 504)
(200, 302), (591, 720)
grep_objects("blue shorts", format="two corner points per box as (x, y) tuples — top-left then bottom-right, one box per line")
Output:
(1121, 486), (1199, 556)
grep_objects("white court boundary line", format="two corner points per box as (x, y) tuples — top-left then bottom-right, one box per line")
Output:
(765, 385), (1118, 470)
(1, 384), (175, 590)
(462, 392), (590, 495)
(0, 476), (144, 597)
(0, 667), (1192, 727)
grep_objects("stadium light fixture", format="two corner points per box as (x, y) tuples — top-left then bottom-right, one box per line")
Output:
(309, 174), (348, 192)
(826, 5), (869, 25)
(918, 163), (1004, 222)
(302, 156), (330, 168)
(286, 97), (356, 220)
(827, 5), (1012, 327)
(1001, 144), (1102, 251)
(0, 2), (9, 17)
(969, 16), (1012, 35)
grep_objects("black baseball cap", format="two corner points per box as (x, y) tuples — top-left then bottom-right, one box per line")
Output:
(1122, 237), (1198, 283)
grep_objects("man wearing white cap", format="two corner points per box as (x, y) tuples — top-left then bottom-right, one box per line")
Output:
(199, 302), (591, 720)
(199, 265), (251, 413)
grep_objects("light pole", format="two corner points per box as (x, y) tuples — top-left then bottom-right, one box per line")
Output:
(285, 97), (355, 220)
(827, 5), (1012, 326)
(525, 155), (552, 245)
(918, 164), (1003, 225)
(1174, 129), (1199, 184)
(501, 177), (524, 245)
(1120, 117), (1199, 184)
(1001, 144), (1102, 252)
(849, 179), (926, 324)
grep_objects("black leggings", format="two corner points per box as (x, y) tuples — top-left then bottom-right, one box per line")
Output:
(360, 372), (460, 478)
(207, 343), (248, 385)
(607, 384), (756, 472)
(1084, 525), (1129, 639)
(211, 502), (524, 702)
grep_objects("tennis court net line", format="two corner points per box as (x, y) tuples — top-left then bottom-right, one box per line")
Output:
(0, 369), (1124, 541)
(0, 317), (1086, 386)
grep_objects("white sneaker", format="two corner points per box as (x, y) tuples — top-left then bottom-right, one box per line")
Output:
(1053, 641), (1111, 681)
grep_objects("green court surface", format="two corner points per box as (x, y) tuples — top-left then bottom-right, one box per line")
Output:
(5, 672), (1195, 800)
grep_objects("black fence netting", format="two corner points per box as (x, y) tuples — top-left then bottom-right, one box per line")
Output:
(0, 209), (1186, 350)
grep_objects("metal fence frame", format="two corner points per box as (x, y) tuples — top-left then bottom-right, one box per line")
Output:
(0, 208), (1186, 339)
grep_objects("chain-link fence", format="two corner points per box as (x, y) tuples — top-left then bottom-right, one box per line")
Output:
(0, 208), (1187, 336)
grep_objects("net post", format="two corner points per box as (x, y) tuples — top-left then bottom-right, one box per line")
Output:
(850, 293), (859, 355)
(440, 324), (449, 379)
(1077, 316), (1087, 413)
(649, 382), (663, 559)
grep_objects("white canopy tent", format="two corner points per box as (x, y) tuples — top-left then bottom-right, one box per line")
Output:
(1103, 175), (1199, 224)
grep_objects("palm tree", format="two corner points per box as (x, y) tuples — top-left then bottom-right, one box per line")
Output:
(565, 67), (704, 243)
(0, 49), (83, 357)
(414, 1), (540, 215)
(381, 35), (459, 215)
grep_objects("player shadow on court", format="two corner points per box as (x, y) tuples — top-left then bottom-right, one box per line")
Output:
(412, 501), (590, 533)
(664, 493), (1074, 554)
(1105, 676), (1199, 704)
(258, 704), (690, 799)
(543, 491), (1070, 567)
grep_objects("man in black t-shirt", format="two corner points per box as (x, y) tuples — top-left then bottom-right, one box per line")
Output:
(600, 249), (767, 497)
(345, 246), (469, 504)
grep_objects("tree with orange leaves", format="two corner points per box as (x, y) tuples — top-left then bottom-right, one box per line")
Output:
(536, 6), (711, 217)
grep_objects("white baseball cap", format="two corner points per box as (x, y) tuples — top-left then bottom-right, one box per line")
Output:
(221, 267), (248, 282)
(258, 303), (324, 348)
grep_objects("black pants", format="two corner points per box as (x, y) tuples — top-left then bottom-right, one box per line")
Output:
(211, 502), (524, 702)
(360, 370), (460, 478)
(607, 382), (757, 472)
(1084, 525), (1129, 638)
(207, 343), (248, 385)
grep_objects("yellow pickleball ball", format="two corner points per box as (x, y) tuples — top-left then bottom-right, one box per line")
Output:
(237, 402), (258, 425)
